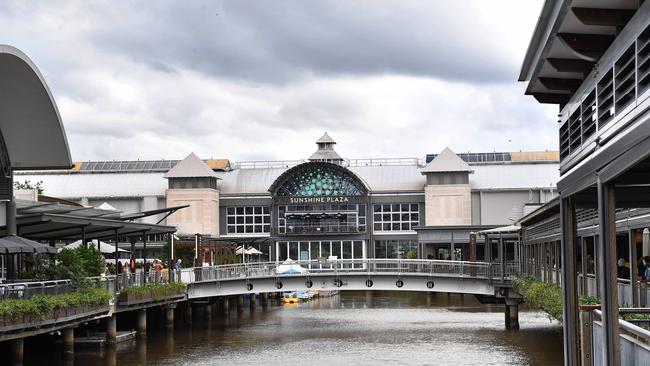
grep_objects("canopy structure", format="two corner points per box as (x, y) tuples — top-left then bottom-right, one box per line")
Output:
(0, 235), (56, 254)
(64, 239), (129, 254)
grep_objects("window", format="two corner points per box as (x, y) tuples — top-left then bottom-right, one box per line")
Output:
(372, 203), (419, 231)
(375, 240), (418, 259)
(226, 206), (271, 234)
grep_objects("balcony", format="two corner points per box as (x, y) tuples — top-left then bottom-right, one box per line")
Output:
(275, 224), (364, 236)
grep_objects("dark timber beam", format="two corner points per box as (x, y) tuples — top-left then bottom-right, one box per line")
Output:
(572, 8), (635, 27)
(538, 77), (583, 92)
(557, 33), (615, 60)
(532, 92), (570, 105)
(547, 58), (594, 75)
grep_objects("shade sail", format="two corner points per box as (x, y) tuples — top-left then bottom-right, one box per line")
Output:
(64, 239), (128, 254)
(0, 235), (56, 254)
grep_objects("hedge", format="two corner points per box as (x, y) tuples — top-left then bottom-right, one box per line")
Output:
(120, 282), (186, 301)
(0, 287), (112, 321)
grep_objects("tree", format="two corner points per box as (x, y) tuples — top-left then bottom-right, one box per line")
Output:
(14, 180), (44, 195)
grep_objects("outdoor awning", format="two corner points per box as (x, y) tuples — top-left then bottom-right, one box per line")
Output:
(476, 225), (521, 235)
(0, 235), (57, 254)
(64, 239), (129, 253)
(4, 213), (176, 241)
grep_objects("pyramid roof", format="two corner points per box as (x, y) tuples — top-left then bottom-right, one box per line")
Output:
(163, 152), (219, 179)
(421, 147), (473, 174)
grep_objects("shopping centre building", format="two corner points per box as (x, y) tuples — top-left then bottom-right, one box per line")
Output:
(16, 134), (559, 263)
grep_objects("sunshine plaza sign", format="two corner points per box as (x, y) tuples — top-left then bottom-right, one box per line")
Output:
(274, 195), (366, 204)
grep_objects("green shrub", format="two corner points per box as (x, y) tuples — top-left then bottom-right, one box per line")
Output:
(0, 287), (112, 321)
(121, 282), (186, 301)
(512, 276), (603, 323)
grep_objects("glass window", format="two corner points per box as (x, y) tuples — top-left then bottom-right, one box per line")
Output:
(321, 241), (331, 258)
(332, 241), (341, 259)
(372, 203), (419, 232)
(310, 242), (320, 260)
(289, 242), (299, 260)
(226, 206), (272, 235)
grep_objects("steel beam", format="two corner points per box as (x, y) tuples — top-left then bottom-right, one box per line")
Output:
(560, 197), (579, 366)
(630, 229), (639, 306)
(597, 179), (620, 365)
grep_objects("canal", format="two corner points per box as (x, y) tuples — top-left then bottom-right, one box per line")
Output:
(25, 292), (563, 366)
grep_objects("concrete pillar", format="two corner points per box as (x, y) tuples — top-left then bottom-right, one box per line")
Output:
(106, 315), (117, 345)
(222, 297), (230, 314)
(105, 345), (117, 366)
(505, 304), (519, 330)
(62, 327), (74, 354)
(250, 294), (257, 308)
(365, 290), (374, 308)
(185, 304), (193, 324)
(165, 306), (175, 330)
(261, 293), (268, 306)
(205, 303), (212, 321)
(426, 292), (433, 306)
(237, 295), (244, 311)
(11, 338), (24, 365)
(137, 309), (147, 336)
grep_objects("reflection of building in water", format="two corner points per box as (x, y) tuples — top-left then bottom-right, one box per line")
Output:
(17, 133), (559, 262)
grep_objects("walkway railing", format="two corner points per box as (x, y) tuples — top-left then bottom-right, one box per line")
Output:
(0, 280), (72, 300)
(588, 308), (650, 365)
(170, 259), (509, 285)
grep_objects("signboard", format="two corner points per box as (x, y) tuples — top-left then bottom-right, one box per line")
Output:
(274, 196), (367, 205)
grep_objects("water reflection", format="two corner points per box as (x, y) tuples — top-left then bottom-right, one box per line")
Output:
(24, 292), (563, 366)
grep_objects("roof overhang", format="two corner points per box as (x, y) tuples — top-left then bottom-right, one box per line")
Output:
(519, 0), (640, 106)
(0, 45), (72, 170)
(7, 213), (176, 241)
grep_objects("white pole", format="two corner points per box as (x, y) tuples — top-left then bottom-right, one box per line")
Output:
(194, 234), (198, 266)
(171, 234), (174, 261)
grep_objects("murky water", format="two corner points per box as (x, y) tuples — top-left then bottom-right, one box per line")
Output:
(24, 292), (564, 366)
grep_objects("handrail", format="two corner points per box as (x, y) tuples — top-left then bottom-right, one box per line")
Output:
(594, 308), (650, 340)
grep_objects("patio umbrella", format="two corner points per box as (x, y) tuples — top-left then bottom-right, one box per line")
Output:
(245, 247), (263, 255)
(0, 235), (57, 254)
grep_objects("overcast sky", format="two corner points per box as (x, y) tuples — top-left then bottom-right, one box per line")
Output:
(1, 0), (557, 162)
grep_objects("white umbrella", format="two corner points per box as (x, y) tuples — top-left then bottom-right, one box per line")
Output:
(63, 239), (129, 254)
(246, 247), (263, 255)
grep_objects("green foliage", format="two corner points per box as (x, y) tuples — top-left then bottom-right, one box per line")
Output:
(37, 246), (104, 287)
(512, 276), (603, 323)
(406, 249), (417, 260)
(121, 282), (186, 301)
(219, 250), (238, 265)
(0, 287), (111, 321)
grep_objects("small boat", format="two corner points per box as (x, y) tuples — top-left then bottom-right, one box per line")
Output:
(281, 291), (300, 304)
(297, 290), (311, 300)
(308, 290), (319, 298)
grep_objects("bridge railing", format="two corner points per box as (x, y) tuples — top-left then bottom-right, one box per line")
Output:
(173, 259), (502, 284)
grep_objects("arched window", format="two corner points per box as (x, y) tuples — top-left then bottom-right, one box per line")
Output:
(270, 162), (367, 197)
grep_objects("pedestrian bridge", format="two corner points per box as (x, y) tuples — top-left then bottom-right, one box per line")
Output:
(177, 259), (519, 299)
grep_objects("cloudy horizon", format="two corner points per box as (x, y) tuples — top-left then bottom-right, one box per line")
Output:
(1, 0), (557, 162)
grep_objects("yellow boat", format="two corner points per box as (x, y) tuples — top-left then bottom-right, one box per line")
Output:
(281, 292), (300, 304)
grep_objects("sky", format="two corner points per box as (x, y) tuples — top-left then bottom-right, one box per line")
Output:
(0, 0), (558, 162)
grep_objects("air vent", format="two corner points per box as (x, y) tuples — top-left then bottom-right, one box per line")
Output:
(559, 122), (569, 160)
(580, 88), (597, 140)
(638, 24), (650, 95)
(614, 44), (636, 112)
(568, 109), (581, 153)
(597, 67), (614, 128)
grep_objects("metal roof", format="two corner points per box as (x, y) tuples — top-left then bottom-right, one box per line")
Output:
(421, 148), (473, 174)
(163, 152), (220, 179)
(0, 45), (71, 170)
(315, 132), (336, 144)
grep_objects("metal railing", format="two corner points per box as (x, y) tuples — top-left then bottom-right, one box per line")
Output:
(279, 224), (364, 235)
(0, 280), (73, 300)
(170, 259), (509, 285)
(590, 309), (650, 365)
